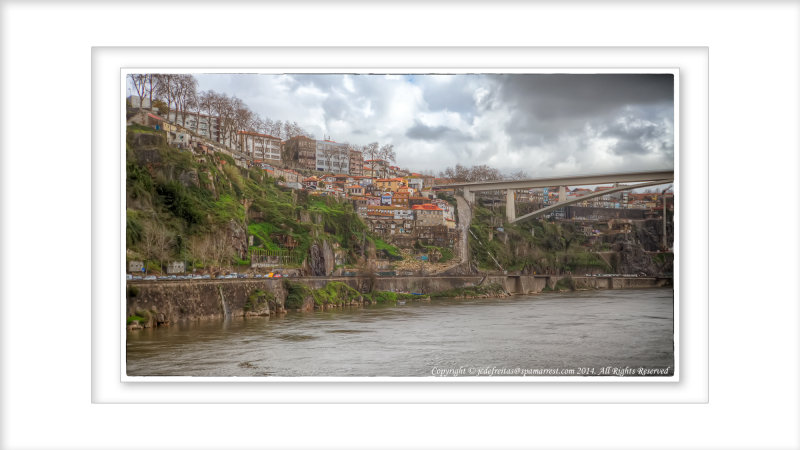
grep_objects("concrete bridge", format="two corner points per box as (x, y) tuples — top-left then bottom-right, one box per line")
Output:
(434, 170), (674, 223)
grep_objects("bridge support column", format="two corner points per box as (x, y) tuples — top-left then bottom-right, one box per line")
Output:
(559, 185), (566, 202)
(463, 188), (475, 204)
(506, 189), (515, 222)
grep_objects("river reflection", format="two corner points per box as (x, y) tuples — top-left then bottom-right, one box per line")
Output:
(126, 288), (674, 377)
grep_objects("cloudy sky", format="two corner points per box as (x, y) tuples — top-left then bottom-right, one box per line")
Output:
(193, 73), (674, 177)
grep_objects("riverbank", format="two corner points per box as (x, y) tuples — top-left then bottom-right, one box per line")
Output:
(126, 275), (671, 329)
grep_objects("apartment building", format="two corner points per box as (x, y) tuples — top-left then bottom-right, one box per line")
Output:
(238, 130), (281, 162)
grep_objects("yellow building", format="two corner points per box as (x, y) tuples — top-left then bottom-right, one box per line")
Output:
(375, 177), (405, 192)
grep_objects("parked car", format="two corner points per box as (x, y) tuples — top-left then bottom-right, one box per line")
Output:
(126, 274), (133, 280)
(144, 275), (156, 281)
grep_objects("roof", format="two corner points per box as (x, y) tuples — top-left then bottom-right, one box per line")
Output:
(412, 204), (443, 211)
(147, 113), (166, 121)
(347, 185), (363, 190)
(303, 176), (320, 182)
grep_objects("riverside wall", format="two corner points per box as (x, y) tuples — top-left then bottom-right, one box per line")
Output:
(126, 275), (671, 326)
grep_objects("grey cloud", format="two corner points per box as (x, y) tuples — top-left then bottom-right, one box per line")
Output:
(405, 121), (470, 143)
(191, 72), (674, 175)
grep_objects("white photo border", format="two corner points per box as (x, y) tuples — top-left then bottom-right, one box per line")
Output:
(97, 47), (702, 402)
(2, 1), (797, 449)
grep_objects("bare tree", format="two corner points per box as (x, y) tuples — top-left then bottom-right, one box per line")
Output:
(198, 90), (215, 139)
(507, 169), (528, 180)
(146, 74), (160, 112)
(141, 221), (175, 269)
(153, 74), (176, 117)
(378, 144), (396, 178)
(128, 74), (149, 108)
(363, 142), (379, 176)
(440, 164), (503, 182)
(271, 120), (284, 139)
(175, 74), (197, 127)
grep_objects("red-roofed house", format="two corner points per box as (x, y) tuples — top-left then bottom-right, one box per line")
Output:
(413, 203), (444, 226)
(347, 185), (365, 196)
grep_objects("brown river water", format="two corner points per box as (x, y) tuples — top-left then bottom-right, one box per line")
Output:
(126, 288), (674, 377)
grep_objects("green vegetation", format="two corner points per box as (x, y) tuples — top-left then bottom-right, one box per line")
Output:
(310, 281), (362, 306)
(284, 280), (420, 308)
(284, 281), (312, 309)
(126, 315), (147, 325)
(430, 283), (507, 298)
(467, 203), (610, 274)
(370, 237), (402, 260)
(362, 291), (417, 305)
(244, 289), (275, 311)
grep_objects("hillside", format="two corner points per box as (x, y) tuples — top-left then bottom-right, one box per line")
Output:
(125, 125), (377, 275)
(467, 202), (673, 276)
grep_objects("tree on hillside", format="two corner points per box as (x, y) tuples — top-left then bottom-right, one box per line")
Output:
(141, 221), (175, 268)
(440, 164), (503, 182)
(128, 74), (150, 108)
(197, 90), (216, 139)
(145, 74), (160, 111)
(153, 74), (177, 117)
(175, 74), (198, 127)
(270, 120), (283, 139)
(507, 169), (528, 180)
(378, 144), (396, 178)
(363, 142), (379, 176)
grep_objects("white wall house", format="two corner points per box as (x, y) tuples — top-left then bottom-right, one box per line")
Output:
(315, 140), (350, 174)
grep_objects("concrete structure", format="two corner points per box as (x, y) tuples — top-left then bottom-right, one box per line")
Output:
(316, 140), (350, 174)
(435, 170), (673, 223)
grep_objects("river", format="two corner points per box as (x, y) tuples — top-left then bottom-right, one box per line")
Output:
(126, 288), (674, 377)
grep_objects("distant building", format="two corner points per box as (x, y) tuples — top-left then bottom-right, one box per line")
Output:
(347, 185), (365, 196)
(283, 135), (317, 170)
(349, 150), (364, 176)
(316, 140), (350, 174)
(376, 177), (405, 192)
(238, 130), (281, 162)
(392, 190), (410, 207)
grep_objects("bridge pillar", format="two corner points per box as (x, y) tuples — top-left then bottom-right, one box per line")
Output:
(559, 185), (566, 202)
(463, 188), (475, 204)
(506, 189), (515, 222)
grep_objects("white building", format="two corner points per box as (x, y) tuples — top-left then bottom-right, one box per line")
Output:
(315, 140), (350, 174)
(238, 130), (281, 162)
